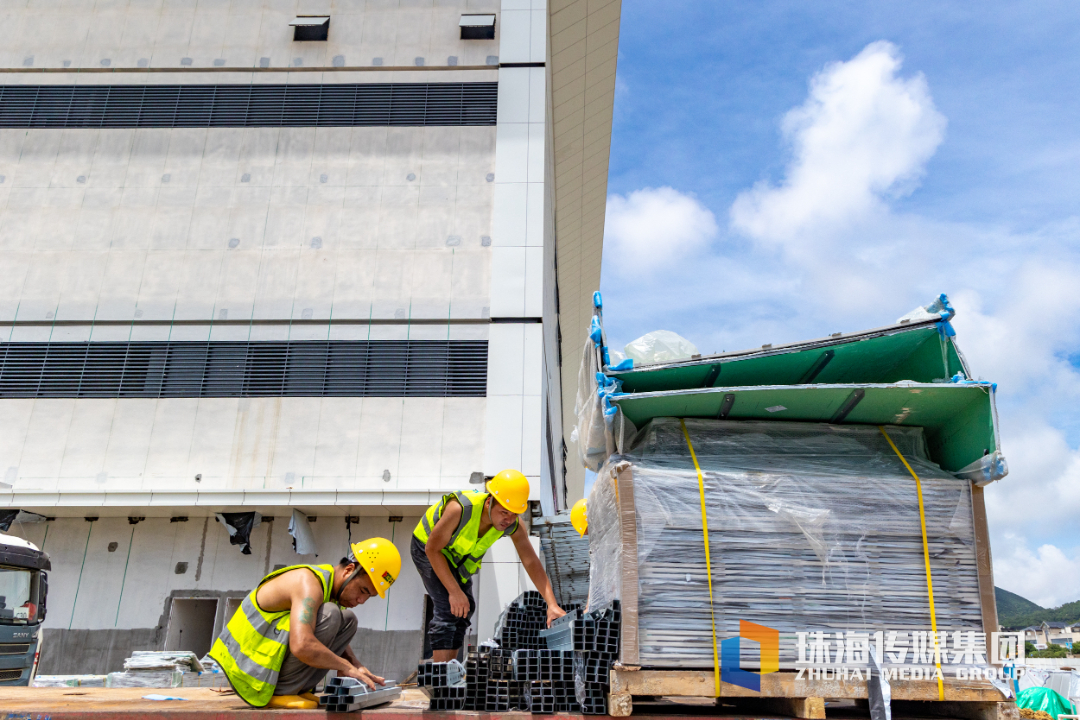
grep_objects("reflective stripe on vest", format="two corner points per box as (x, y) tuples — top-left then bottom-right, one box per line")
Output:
(208, 563), (334, 707)
(413, 490), (518, 583)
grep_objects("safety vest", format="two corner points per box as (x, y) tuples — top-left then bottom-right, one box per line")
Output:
(208, 564), (335, 707)
(414, 490), (518, 583)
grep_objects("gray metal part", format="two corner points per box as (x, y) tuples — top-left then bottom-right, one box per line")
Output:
(325, 684), (402, 711)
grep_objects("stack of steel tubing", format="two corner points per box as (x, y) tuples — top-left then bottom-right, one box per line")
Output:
(588, 418), (985, 670)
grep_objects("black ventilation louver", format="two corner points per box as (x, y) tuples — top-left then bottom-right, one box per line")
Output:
(0, 83), (498, 128)
(0, 341), (488, 398)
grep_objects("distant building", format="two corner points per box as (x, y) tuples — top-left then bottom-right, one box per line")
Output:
(0, 0), (621, 681)
(1026, 621), (1079, 650)
(1041, 621), (1078, 650)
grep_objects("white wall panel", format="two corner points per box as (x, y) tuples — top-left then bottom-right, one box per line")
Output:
(493, 122), (529, 184)
(482, 394), (523, 474)
(488, 246), (526, 317)
(492, 182), (527, 247)
(486, 323), (526, 396)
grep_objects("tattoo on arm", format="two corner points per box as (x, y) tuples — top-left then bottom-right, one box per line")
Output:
(298, 597), (317, 626)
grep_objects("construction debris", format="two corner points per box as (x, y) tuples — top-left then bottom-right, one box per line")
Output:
(105, 650), (206, 689)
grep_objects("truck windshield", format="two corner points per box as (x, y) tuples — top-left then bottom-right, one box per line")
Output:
(0, 567), (40, 624)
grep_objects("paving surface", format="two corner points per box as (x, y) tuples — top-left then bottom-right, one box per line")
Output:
(0, 686), (906, 720)
(0, 686), (434, 718)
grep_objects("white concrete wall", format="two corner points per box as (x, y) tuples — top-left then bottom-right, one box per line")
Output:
(6, 509), (542, 654)
(0, 394), (485, 502)
(0, 125), (495, 325)
(0, 0), (501, 71)
(0, 0), (562, 652)
(9, 514), (424, 634)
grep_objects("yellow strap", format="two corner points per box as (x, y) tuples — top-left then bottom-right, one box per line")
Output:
(680, 419), (721, 697)
(879, 426), (945, 701)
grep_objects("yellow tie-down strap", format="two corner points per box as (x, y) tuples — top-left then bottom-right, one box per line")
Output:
(879, 426), (945, 701)
(680, 420), (721, 697)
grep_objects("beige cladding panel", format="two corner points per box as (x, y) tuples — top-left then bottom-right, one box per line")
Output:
(0, 126), (496, 323)
(0, 1), (501, 71)
(547, 0), (620, 501)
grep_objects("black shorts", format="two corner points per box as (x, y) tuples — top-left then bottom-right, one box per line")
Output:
(411, 535), (475, 651)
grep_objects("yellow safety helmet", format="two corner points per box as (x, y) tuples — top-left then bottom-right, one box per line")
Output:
(350, 537), (401, 599)
(487, 469), (530, 515)
(570, 498), (588, 537)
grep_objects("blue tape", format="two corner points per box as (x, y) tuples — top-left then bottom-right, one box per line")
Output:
(936, 320), (956, 338)
(609, 358), (634, 372)
(593, 291), (603, 309)
(589, 317), (603, 345)
(936, 293), (956, 323)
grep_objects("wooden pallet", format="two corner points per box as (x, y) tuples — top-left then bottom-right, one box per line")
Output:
(608, 667), (1016, 720)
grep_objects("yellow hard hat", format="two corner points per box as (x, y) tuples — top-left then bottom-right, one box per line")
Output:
(487, 469), (530, 515)
(350, 537), (401, 599)
(570, 498), (588, 537)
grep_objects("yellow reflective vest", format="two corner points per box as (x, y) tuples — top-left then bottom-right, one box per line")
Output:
(208, 563), (335, 707)
(414, 490), (518, 582)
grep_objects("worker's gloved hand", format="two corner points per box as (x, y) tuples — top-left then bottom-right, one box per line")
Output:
(449, 587), (471, 618)
(546, 603), (566, 628)
(345, 664), (385, 691)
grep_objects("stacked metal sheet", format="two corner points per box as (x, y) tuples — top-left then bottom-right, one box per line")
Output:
(588, 418), (985, 669)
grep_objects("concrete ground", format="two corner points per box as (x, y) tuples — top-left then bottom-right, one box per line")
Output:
(0, 686), (962, 720)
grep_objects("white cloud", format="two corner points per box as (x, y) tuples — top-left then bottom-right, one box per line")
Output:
(731, 41), (946, 251)
(994, 540), (1080, 609)
(604, 187), (718, 274)
(601, 40), (1080, 604)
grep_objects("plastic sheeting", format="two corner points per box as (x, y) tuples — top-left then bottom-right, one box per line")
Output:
(215, 512), (261, 555)
(571, 328), (637, 472)
(624, 331), (699, 366)
(587, 418), (987, 669)
(1017, 687), (1078, 720)
(289, 509), (319, 556)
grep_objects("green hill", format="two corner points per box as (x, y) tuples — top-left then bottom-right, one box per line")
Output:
(996, 587), (1044, 626)
(996, 586), (1080, 628)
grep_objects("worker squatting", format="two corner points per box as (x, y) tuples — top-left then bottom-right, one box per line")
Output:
(208, 469), (589, 710)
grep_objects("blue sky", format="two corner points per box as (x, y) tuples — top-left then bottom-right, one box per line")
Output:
(597, 1), (1080, 607)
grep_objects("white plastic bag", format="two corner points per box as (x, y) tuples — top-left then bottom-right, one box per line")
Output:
(624, 330), (698, 365)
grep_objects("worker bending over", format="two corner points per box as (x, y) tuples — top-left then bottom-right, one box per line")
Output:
(413, 470), (566, 662)
(209, 538), (401, 709)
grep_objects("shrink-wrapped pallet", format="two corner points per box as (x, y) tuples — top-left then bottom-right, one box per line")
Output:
(587, 418), (991, 670)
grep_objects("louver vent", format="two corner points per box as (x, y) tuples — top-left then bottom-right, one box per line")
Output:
(0, 341), (488, 398)
(0, 83), (498, 128)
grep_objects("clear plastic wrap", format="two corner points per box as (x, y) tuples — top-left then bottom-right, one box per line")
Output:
(623, 330), (699, 365)
(571, 336), (637, 472)
(587, 418), (987, 669)
(106, 669), (183, 688)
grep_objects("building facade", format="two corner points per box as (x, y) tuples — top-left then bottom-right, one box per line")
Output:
(0, 0), (620, 680)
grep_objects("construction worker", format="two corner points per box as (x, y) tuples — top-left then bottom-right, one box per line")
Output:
(570, 498), (588, 536)
(413, 470), (566, 662)
(209, 537), (401, 710)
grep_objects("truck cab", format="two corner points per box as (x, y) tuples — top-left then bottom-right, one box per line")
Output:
(0, 535), (49, 685)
